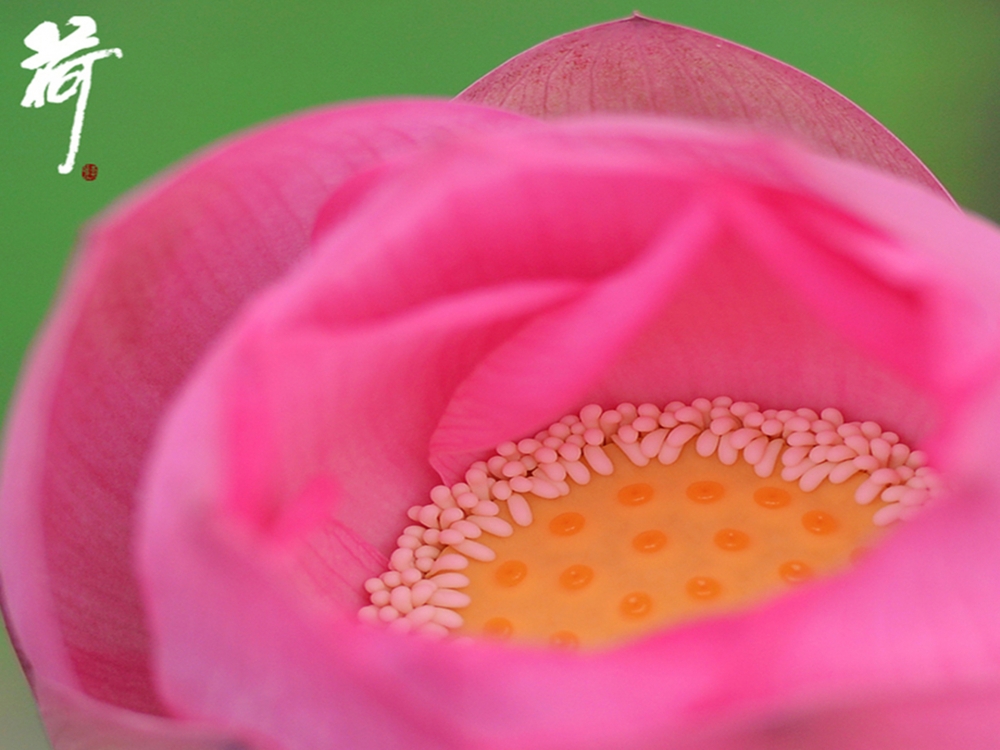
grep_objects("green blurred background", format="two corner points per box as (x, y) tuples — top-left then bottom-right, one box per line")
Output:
(1, 1), (997, 747)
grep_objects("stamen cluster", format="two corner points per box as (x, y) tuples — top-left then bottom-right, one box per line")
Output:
(360, 397), (941, 636)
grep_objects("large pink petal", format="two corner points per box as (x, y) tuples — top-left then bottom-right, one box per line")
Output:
(0, 98), (524, 727)
(429, 196), (719, 477)
(422, 120), (967, 470)
(653, 681), (1000, 749)
(139, 276), (585, 747)
(137, 117), (1000, 748)
(458, 15), (950, 200)
(219, 278), (584, 571)
(34, 678), (277, 750)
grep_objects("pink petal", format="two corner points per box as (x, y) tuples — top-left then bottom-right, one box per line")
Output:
(136, 117), (1000, 747)
(139, 275), (583, 746)
(784, 144), (1000, 403)
(649, 681), (1000, 749)
(0, 99), (523, 722)
(430, 196), (720, 477)
(415, 119), (967, 466)
(217, 278), (583, 564)
(34, 677), (277, 750)
(458, 14), (950, 200)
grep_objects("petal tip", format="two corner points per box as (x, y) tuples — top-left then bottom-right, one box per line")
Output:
(458, 15), (951, 202)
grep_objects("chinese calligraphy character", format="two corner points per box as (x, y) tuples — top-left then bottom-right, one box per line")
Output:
(21, 16), (122, 174)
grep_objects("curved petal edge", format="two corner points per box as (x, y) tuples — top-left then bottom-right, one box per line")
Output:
(458, 14), (951, 201)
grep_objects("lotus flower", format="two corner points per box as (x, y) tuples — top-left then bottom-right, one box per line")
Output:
(3, 15), (999, 750)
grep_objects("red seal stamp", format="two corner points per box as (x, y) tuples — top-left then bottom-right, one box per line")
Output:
(81, 163), (98, 181)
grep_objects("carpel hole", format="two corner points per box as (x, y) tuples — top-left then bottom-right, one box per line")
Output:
(754, 487), (791, 508)
(686, 480), (724, 503)
(483, 617), (514, 637)
(778, 560), (813, 583)
(549, 512), (585, 536)
(495, 560), (528, 587)
(802, 510), (838, 535)
(632, 529), (667, 553)
(618, 483), (655, 506)
(620, 592), (653, 618)
(559, 564), (594, 590)
(686, 576), (722, 600)
(714, 528), (750, 551)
